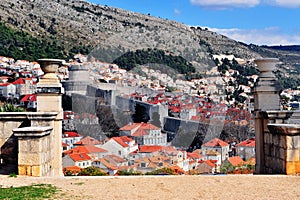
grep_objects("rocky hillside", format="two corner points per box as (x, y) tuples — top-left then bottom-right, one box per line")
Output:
(0, 0), (299, 77)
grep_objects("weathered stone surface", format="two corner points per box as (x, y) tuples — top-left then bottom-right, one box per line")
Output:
(18, 165), (27, 176)
(18, 153), (42, 165)
(286, 161), (300, 175)
(279, 135), (287, 149)
(286, 136), (293, 149)
(273, 134), (279, 146)
(292, 136), (300, 148)
(279, 148), (285, 160)
(264, 133), (269, 144)
(31, 166), (41, 177)
(286, 149), (299, 162)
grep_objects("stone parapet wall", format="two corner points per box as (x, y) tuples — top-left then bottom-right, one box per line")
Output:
(255, 110), (300, 175)
(263, 130), (287, 173)
(266, 124), (300, 175)
(0, 113), (59, 176)
(256, 110), (300, 174)
(14, 127), (53, 176)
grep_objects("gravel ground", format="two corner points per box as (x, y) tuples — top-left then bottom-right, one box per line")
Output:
(0, 175), (299, 200)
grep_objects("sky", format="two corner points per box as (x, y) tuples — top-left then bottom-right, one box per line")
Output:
(88, 0), (300, 46)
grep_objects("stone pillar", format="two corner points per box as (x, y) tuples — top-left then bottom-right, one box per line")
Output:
(37, 59), (64, 176)
(253, 58), (282, 111)
(253, 58), (282, 174)
(13, 127), (53, 176)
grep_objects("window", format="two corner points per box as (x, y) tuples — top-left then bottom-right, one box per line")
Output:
(118, 150), (122, 155)
(141, 163), (146, 167)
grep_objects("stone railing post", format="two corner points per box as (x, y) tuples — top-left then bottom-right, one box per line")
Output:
(13, 127), (53, 176)
(36, 59), (64, 176)
(253, 58), (282, 174)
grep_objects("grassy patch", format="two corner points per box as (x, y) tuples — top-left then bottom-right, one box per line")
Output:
(0, 184), (57, 200)
(8, 173), (17, 178)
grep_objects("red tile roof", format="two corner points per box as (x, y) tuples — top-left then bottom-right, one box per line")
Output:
(95, 158), (118, 170)
(111, 137), (129, 147)
(64, 146), (107, 155)
(119, 136), (134, 143)
(139, 145), (163, 153)
(20, 94), (36, 102)
(203, 138), (229, 147)
(119, 123), (141, 131)
(68, 153), (91, 162)
(187, 152), (202, 159)
(120, 122), (161, 137)
(228, 156), (244, 166)
(236, 138), (255, 147)
(205, 160), (216, 167)
(198, 160), (215, 168)
(63, 131), (82, 138)
(0, 83), (10, 87)
(105, 154), (126, 163)
(63, 166), (81, 173)
(132, 128), (148, 137)
(139, 123), (160, 130)
(12, 78), (25, 85)
(62, 142), (69, 147)
(74, 136), (101, 146)
(120, 122), (160, 131)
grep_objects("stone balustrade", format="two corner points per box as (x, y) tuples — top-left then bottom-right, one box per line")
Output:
(13, 126), (53, 176)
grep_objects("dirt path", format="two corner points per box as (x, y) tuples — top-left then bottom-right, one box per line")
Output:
(0, 175), (299, 199)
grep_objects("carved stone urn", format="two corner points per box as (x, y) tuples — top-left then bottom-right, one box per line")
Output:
(253, 58), (282, 111)
(38, 59), (64, 80)
(254, 58), (279, 78)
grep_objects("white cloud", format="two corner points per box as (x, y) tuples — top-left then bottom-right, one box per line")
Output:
(174, 8), (181, 15)
(190, 0), (300, 9)
(190, 0), (260, 9)
(208, 27), (300, 45)
(265, 0), (300, 8)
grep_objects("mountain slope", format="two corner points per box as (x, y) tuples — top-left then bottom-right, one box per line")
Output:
(0, 0), (299, 79)
(0, 0), (261, 68)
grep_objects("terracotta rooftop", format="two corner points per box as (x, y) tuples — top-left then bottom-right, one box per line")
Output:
(63, 131), (82, 138)
(187, 152), (202, 159)
(198, 160), (215, 168)
(110, 137), (130, 147)
(205, 149), (221, 156)
(139, 145), (163, 153)
(236, 138), (255, 147)
(94, 158), (118, 170)
(120, 122), (160, 131)
(20, 94), (36, 102)
(228, 156), (244, 166)
(63, 166), (81, 172)
(64, 146), (108, 155)
(68, 153), (91, 162)
(74, 136), (101, 146)
(62, 142), (69, 147)
(203, 138), (229, 147)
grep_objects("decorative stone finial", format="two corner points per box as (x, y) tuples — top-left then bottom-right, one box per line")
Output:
(254, 58), (279, 78)
(38, 59), (64, 80)
(253, 58), (282, 111)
